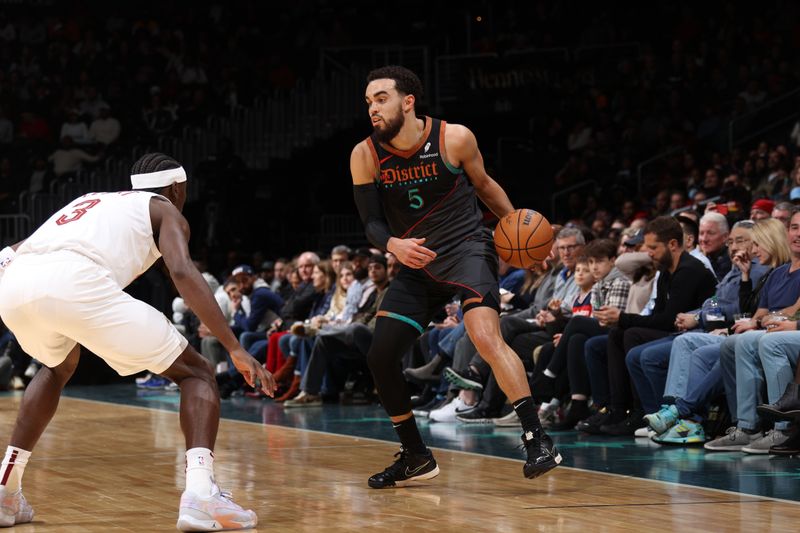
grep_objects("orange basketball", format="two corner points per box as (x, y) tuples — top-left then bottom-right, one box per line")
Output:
(494, 209), (554, 268)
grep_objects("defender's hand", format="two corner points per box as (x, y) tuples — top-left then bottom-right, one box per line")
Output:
(229, 347), (276, 397)
(387, 237), (437, 269)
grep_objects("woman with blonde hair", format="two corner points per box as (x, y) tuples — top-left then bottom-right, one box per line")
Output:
(750, 218), (791, 266)
(325, 261), (355, 322)
(736, 217), (790, 312)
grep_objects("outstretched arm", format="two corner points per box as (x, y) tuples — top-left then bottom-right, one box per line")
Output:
(350, 141), (436, 268)
(150, 198), (275, 395)
(446, 124), (514, 219)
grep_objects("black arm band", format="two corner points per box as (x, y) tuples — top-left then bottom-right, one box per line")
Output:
(353, 183), (393, 250)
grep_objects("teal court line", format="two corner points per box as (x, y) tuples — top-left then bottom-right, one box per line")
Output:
(29, 385), (800, 506)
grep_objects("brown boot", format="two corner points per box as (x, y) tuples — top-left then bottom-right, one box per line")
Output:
(275, 375), (301, 403)
(271, 356), (297, 386)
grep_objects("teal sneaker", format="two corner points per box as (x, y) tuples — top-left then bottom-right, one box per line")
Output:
(644, 404), (679, 434)
(652, 419), (706, 445)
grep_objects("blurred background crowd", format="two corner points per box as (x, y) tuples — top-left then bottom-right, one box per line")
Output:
(2, 0), (800, 454)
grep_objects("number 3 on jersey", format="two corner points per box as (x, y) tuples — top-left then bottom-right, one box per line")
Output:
(56, 199), (101, 225)
(408, 188), (424, 210)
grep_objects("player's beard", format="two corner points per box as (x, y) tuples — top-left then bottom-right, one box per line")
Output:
(373, 106), (405, 144)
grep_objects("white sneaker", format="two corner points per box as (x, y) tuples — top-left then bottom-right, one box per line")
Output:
(493, 410), (521, 427)
(0, 486), (34, 527)
(429, 397), (471, 423)
(634, 426), (656, 438)
(177, 485), (257, 531)
(538, 402), (560, 428)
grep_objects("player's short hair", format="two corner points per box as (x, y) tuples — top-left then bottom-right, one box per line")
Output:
(367, 66), (424, 102)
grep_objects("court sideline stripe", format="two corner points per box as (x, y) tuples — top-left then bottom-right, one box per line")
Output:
(56, 396), (800, 508)
(523, 499), (769, 510)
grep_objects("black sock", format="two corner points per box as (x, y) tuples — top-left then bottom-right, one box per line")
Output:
(513, 396), (542, 435)
(393, 417), (427, 455)
(570, 399), (588, 410)
(567, 399), (589, 419)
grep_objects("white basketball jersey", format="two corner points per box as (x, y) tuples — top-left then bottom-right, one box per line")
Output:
(17, 191), (163, 287)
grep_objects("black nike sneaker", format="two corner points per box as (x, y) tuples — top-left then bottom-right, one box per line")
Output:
(521, 430), (562, 479)
(367, 448), (440, 489)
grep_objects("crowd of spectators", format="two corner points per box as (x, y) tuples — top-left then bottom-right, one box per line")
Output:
(3, 2), (800, 469)
(0, 1), (352, 213)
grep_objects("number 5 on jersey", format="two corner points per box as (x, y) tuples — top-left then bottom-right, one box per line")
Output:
(408, 188), (424, 210)
(56, 199), (102, 225)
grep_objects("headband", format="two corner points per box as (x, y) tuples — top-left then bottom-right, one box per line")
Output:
(131, 166), (187, 190)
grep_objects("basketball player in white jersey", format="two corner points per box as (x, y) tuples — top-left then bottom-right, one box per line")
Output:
(0, 153), (275, 531)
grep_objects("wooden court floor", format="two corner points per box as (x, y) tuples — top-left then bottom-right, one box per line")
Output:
(0, 395), (798, 532)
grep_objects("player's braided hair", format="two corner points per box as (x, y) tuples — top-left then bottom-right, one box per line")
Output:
(129, 153), (182, 192)
(130, 152), (181, 175)
(367, 65), (424, 102)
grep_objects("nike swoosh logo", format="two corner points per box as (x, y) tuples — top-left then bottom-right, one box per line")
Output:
(404, 460), (430, 477)
(380, 155), (393, 164)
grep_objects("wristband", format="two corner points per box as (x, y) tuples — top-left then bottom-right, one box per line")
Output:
(0, 246), (15, 268)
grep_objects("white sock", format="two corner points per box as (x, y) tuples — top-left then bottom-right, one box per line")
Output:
(185, 447), (215, 497)
(543, 368), (557, 379)
(0, 446), (31, 492)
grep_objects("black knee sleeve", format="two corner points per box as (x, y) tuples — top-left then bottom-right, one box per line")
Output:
(366, 316), (423, 417)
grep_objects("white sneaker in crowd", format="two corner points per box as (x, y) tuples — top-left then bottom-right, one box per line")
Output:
(429, 397), (473, 422)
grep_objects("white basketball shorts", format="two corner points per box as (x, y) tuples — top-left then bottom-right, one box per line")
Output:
(0, 251), (187, 375)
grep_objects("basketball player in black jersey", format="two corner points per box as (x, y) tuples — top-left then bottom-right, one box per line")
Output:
(351, 66), (561, 488)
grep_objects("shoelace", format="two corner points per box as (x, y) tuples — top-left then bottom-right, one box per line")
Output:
(382, 449), (412, 478)
(217, 490), (246, 510)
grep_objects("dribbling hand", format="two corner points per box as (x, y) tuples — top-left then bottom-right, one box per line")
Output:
(229, 347), (276, 397)
(387, 237), (437, 269)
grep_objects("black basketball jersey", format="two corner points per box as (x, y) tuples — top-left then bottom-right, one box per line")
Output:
(366, 117), (484, 255)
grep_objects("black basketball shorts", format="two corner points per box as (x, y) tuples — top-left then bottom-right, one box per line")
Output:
(377, 232), (500, 334)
